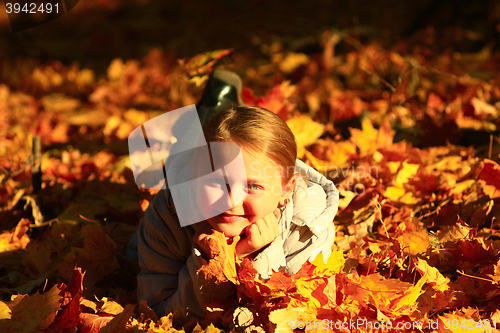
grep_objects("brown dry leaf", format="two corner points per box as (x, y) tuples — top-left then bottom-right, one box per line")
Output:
(198, 230), (239, 284)
(0, 285), (62, 332)
(437, 221), (475, 242)
(79, 222), (118, 261)
(58, 223), (120, 287)
(22, 240), (53, 277)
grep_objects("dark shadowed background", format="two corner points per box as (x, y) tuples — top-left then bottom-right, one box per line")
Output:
(1, 0), (498, 74)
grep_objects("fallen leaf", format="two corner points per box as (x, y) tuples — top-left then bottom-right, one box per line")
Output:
(198, 230), (239, 284)
(415, 258), (450, 292)
(0, 285), (62, 332)
(350, 119), (395, 156)
(286, 115), (324, 159)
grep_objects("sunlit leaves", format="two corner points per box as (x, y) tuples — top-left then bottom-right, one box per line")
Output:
(2, 24), (500, 333)
(198, 230), (239, 284)
(286, 115), (324, 159)
(0, 285), (62, 332)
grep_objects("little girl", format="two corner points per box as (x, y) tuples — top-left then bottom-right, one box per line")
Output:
(134, 105), (339, 322)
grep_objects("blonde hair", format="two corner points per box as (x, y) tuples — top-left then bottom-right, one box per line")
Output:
(203, 105), (298, 185)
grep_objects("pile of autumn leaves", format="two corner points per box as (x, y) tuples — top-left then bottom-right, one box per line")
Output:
(1, 30), (500, 332)
(2, 122), (500, 332)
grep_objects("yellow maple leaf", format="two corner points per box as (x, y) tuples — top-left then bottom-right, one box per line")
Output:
(310, 250), (346, 276)
(287, 115), (324, 159)
(383, 161), (420, 204)
(394, 161), (420, 186)
(292, 277), (327, 308)
(383, 186), (406, 201)
(346, 273), (427, 317)
(350, 118), (394, 156)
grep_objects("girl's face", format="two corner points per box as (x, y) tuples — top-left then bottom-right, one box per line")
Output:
(194, 146), (295, 238)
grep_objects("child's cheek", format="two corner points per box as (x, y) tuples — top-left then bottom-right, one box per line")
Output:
(197, 186), (233, 218)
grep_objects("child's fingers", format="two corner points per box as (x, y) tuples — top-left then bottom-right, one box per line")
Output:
(273, 207), (281, 219)
(193, 221), (211, 240)
(245, 223), (261, 239)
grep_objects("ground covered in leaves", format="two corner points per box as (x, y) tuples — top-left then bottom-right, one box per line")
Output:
(2, 25), (500, 332)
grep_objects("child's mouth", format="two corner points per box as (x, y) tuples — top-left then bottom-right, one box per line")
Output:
(219, 212), (247, 223)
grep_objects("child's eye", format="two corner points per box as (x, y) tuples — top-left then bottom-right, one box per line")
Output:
(207, 178), (226, 187)
(247, 183), (263, 191)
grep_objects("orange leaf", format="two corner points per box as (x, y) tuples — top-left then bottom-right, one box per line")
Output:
(198, 230), (239, 284)
(415, 258), (450, 292)
(0, 285), (62, 332)
(0, 218), (30, 254)
(350, 118), (394, 156)
(398, 229), (431, 256)
(346, 273), (427, 317)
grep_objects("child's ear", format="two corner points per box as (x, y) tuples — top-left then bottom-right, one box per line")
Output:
(279, 175), (296, 205)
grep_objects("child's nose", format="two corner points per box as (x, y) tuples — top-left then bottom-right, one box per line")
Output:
(227, 185), (246, 209)
(231, 196), (244, 208)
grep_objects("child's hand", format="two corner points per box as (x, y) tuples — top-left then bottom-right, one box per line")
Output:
(193, 221), (217, 261)
(235, 208), (281, 258)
